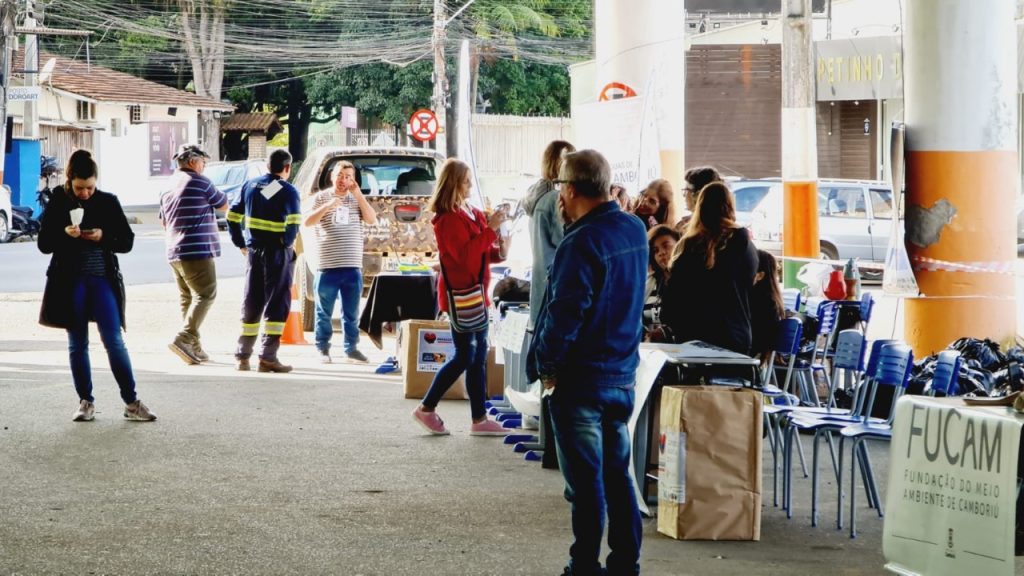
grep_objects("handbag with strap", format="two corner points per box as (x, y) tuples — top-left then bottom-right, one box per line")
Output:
(439, 253), (489, 333)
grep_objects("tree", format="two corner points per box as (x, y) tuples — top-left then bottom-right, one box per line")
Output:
(177, 0), (228, 159)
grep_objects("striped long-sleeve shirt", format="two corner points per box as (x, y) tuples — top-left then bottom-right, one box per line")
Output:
(227, 173), (301, 249)
(159, 169), (228, 261)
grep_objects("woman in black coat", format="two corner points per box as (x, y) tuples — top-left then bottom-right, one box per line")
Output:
(38, 150), (156, 422)
(661, 181), (758, 354)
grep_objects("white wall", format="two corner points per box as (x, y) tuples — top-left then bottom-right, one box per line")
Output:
(93, 102), (200, 206)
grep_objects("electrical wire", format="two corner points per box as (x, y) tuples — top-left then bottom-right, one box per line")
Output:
(40, 0), (594, 92)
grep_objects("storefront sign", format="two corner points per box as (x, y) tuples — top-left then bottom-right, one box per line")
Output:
(883, 397), (1023, 576)
(149, 121), (188, 177)
(815, 36), (902, 102)
(6, 86), (40, 102)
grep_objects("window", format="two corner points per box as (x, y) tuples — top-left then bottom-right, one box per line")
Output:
(733, 185), (771, 212)
(76, 101), (95, 121)
(129, 105), (144, 124)
(820, 187), (867, 219)
(868, 188), (895, 219)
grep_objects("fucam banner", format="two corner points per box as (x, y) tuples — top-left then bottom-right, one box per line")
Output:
(883, 397), (1022, 576)
(573, 93), (660, 196)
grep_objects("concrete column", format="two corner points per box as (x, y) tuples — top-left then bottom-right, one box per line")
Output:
(781, 0), (819, 286)
(904, 0), (1018, 354)
(594, 0), (686, 189)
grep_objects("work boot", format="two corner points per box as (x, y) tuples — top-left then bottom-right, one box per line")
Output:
(169, 337), (201, 365)
(236, 358), (250, 371)
(193, 343), (210, 363)
(258, 359), (292, 373)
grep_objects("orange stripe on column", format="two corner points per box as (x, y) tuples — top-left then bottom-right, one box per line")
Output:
(904, 150), (1017, 355)
(782, 181), (819, 258)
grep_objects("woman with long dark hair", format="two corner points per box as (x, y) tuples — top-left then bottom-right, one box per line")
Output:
(412, 159), (509, 436)
(661, 182), (758, 354)
(37, 150), (156, 422)
(643, 225), (680, 342)
(750, 250), (785, 357)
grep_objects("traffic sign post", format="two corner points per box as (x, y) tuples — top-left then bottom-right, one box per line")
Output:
(409, 108), (439, 143)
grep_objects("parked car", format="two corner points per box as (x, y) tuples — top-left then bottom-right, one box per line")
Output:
(292, 146), (450, 331)
(206, 159), (269, 230)
(747, 179), (898, 281)
(0, 184), (11, 243)
(731, 178), (780, 227)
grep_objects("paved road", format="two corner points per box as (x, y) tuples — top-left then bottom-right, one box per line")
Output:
(0, 226), (247, 293)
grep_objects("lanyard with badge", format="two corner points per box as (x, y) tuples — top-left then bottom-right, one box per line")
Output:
(333, 197), (350, 224)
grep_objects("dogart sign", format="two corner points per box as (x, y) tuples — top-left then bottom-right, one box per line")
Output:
(883, 396), (1023, 576)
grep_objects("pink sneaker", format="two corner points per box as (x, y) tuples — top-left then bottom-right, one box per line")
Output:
(469, 419), (508, 437)
(412, 406), (450, 435)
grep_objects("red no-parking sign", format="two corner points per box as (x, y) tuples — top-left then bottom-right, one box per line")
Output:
(409, 108), (439, 142)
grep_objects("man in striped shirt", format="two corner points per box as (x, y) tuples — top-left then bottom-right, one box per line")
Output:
(302, 160), (377, 364)
(159, 144), (228, 365)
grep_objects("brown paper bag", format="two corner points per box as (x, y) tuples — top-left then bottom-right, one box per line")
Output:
(657, 386), (763, 541)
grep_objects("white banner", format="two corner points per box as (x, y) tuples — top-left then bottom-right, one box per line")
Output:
(884, 397), (1023, 576)
(573, 95), (661, 195)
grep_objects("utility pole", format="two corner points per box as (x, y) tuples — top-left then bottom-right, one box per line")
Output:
(780, 0), (819, 287)
(903, 0), (1017, 354)
(431, 0), (447, 155)
(22, 0), (36, 139)
(0, 0), (15, 182)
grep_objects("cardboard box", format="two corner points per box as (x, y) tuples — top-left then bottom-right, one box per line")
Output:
(486, 346), (504, 398)
(399, 320), (467, 400)
(657, 386), (763, 541)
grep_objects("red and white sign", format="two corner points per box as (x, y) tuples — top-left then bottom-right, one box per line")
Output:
(409, 108), (439, 142)
(598, 82), (637, 101)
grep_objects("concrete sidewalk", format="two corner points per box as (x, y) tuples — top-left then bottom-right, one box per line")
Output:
(0, 279), (1005, 575)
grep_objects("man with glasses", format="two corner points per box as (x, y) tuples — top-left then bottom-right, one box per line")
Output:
(529, 149), (648, 576)
(159, 144), (228, 364)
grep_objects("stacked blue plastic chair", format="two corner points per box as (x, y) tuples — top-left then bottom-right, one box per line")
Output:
(780, 329), (866, 523)
(927, 350), (961, 397)
(858, 292), (875, 333)
(838, 343), (914, 538)
(784, 338), (897, 525)
(762, 317), (807, 507)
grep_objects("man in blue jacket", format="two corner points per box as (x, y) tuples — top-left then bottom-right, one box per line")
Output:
(527, 149), (648, 576)
(227, 149), (302, 373)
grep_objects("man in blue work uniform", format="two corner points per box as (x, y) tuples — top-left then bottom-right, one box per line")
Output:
(227, 149), (302, 373)
(528, 149), (648, 576)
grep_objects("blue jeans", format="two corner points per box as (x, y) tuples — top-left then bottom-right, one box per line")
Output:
(549, 386), (641, 576)
(422, 327), (489, 420)
(314, 267), (362, 354)
(67, 275), (138, 405)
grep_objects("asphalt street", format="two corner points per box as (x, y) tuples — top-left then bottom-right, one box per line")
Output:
(0, 225), (247, 293)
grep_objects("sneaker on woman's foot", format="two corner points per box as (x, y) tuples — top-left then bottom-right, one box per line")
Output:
(72, 400), (95, 422)
(124, 400), (157, 422)
(412, 406), (449, 435)
(469, 419), (508, 436)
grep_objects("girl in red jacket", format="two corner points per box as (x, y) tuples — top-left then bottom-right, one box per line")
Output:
(412, 159), (510, 436)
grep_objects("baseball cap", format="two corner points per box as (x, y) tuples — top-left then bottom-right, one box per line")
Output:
(172, 144), (210, 161)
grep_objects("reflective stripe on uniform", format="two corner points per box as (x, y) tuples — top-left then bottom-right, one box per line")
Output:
(241, 322), (260, 337)
(245, 216), (287, 233)
(226, 210), (245, 223)
(264, 321), (286, 336)
(285, 213), (302, 225)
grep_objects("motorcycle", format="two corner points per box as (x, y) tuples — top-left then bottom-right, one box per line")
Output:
(9, 204), (40, 240)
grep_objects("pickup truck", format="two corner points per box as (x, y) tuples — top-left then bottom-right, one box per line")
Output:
(292, 146), (447, 330)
